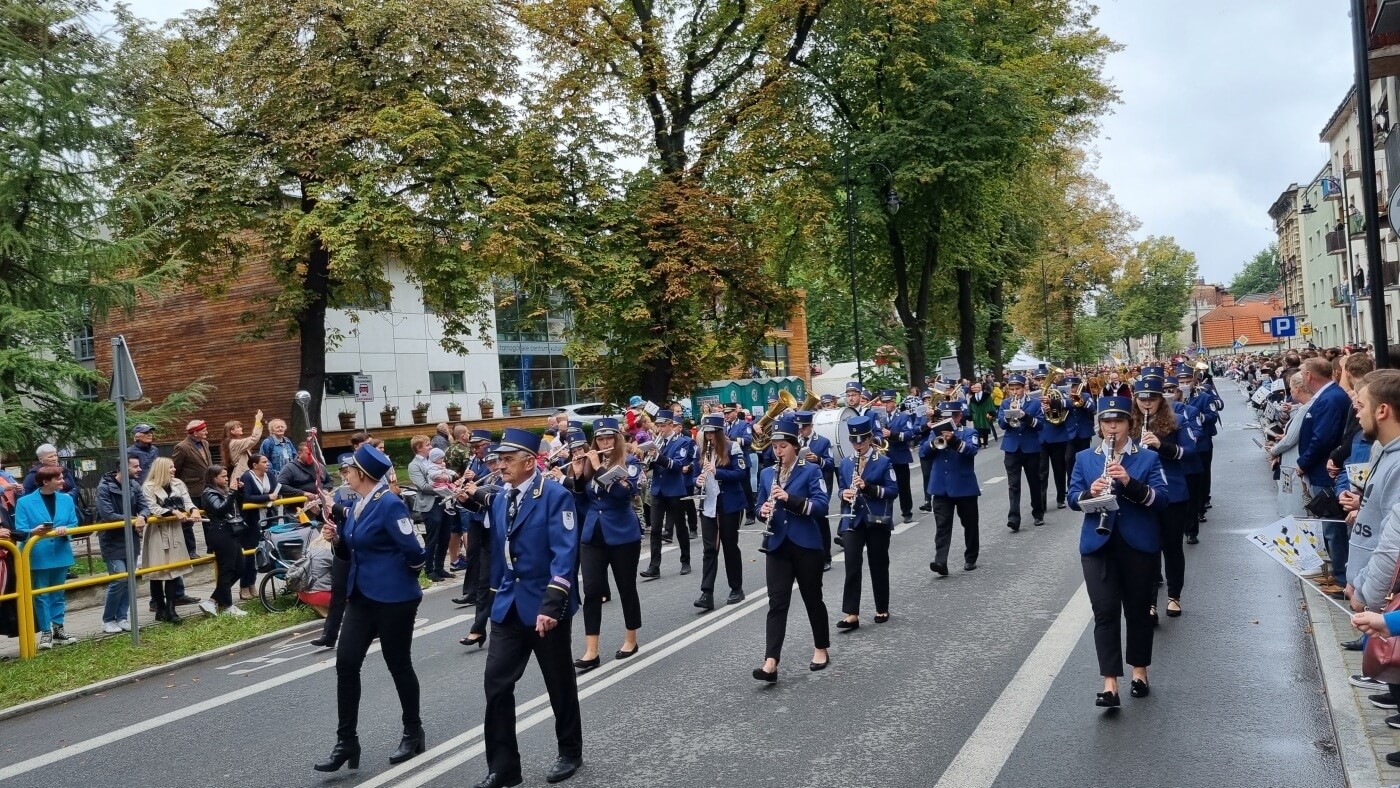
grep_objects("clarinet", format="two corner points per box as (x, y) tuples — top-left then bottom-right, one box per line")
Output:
(1095, 436), (1117, 536)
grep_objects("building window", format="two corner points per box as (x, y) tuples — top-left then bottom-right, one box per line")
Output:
(759, 341), (789, 378)
(495, 278), (580, 408)
(72, 323), (94, 361)
(430, 370), (464, 393)
(324, 373), (355, 397)
(77, 378), (97, 401)
(499, 354), (577, 410)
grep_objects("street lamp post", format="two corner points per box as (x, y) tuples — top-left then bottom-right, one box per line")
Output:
(1061, 274), (1073, 365)
(843, 150), (900, 387)
(1349, 0), (1392, 366)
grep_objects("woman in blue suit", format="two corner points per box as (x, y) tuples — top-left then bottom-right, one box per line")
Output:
(574, 418), (643, 671)
(315, 444), (428, 773)
(753, 415), (831, 681)
(1136, 376), (1198, 620)
(1069, 396), (1169, 708)
(836, 416), (897, 629)
(14, 466), (79, 649)
(695, 414), (750, 612)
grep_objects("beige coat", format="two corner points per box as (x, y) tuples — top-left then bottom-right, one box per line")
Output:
(140, 478), (195, 581)
(225, 422), (264, 480)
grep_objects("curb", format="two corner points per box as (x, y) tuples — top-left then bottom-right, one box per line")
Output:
(1303, 578), (1384, 788)
(0, 617), (326, 723)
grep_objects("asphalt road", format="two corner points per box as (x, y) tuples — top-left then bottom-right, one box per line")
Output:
(0, 393), (1346, 788)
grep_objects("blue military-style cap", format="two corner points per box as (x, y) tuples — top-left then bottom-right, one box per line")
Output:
(793, 410), (814, 426)
(701, 414), (725, 432)
(498, 427), (542, 455)
(593, 417), (621, 436)
(469, 428), (493, 443)
(845, 381), (862, 392)
(879, 389), (896, 401)
(566, 429), (588, 449)
(1033, 365), (1048, 377)
(1139, 364), (1166, 381)
(723, 401), (739, 411)
(1064, 376), (1082, 386)
(485, 443), (501, 460)
(567, 419), (583, 430)
(351, 444), (393, 480)
(654, 411), (675, 424)
(820, 393), (837, 404)
(939, 402), (968, 417)
(338, 453), (355, 469)
(1008, 374), (1027, 386)
(1097, 396), (1133, 419)
(1133, 377), (1164, 397)
(769, 415), (801, 443)
(846, 416), (874, 440)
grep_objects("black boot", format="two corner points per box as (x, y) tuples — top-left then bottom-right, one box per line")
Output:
(389, 726), (425, 765)
(314, 737), (361, 772)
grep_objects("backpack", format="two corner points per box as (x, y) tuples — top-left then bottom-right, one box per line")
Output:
(283, 551), (312, 593)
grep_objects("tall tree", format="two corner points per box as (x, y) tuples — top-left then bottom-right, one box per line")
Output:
(118, 0), (516, 425)
(1110, 235), (1198, 358)
(1228, 244), (1281, 296)
(0, 0), (204, 454)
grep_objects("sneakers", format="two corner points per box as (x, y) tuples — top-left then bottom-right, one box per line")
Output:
(37, 631), (53, 650)
(1371, 693), (1399, 710)
(198, 599), (218, 616)
(51, 626), (78, 645)
(1350, 674), (1388, 691)
(451, 558), (468, 571)
(1388, 714), (1400, 730)
(223, 605), (249, 617)
(118, 618), (131, 632)
(102, 621), (123, 634)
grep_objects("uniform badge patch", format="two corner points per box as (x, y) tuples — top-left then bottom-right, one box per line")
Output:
(397, 517), (414, 535)
(628, 464), (639, 478)
(678, 448), (688, 460)
(562, 510), (575, 531)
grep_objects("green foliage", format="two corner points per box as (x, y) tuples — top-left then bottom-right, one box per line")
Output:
(0, 0), (205, 456)
(1107, 236), (1199, 357)
(1228, 244), (1281, 296)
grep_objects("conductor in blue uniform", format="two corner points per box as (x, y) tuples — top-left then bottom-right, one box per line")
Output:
(474, 429), (584, 788)
(315, 444), (429, 773)
(1068, 396), (1169, 709)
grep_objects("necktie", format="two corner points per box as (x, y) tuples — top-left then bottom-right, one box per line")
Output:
(507, 488), (521, 531)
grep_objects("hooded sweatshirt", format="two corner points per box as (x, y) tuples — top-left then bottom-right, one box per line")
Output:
(1346, 435), (1400, 599)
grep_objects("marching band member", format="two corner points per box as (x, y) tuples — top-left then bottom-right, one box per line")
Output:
(880, 391), (918, 524)
(918, 392), (937, 512)
(694, 414), (750, 611)
(835, 416), (897, 630)
(1168, 367), (1207, 545)
(921, 402), (981, 575)
(458, 443), (503, 648)
(997, 374), (1046, 531)
(453, 430), (494, 607)
(1069, 396), (1168, 708)
(1185, 366), (1222, 529)
(795, 410), (837, 570)
(575, 418), (643, 671)
(1135, 372), (1198, 621)
(753, 415), (831, 682)
(844, 381), (868, 416)
(1038, 375), (1073, 510)
(1064, 375), (1096, 459)
(473, 429), (583, 788)
(640, 412), (696, 579)
(819, 393), (839, 410)
(723, 402), (758, 523)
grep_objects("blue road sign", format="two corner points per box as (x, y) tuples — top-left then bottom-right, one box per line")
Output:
(1232, 339), (1244, 351)
(1270, 316), (1297, 337)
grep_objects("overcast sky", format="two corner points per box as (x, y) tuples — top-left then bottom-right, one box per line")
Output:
(121, 0), (1356, 286)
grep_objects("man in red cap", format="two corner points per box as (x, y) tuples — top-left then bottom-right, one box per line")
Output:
(165, 418), (211, 608)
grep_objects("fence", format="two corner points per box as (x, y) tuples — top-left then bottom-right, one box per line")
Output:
(7, 495), (309, 659)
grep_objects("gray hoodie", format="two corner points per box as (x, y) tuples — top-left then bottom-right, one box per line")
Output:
(1347, 436), (1400, 603)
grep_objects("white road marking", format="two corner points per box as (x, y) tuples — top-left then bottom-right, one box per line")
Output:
(0, 615), (470, 783)
(984, 476), (1006, 485)
(931, 583), (1091, 788)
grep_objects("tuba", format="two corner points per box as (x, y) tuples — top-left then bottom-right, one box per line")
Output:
(750, 389), (797, 452)
(1042, 366), (1069, 425)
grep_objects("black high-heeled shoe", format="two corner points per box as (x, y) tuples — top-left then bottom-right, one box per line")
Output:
(873, 613), (890, 624)
(1130, 679), (1150, 698)
(314, 737), (361, 772)
(460, 633), (486, 649)
(389, 726), (425, 765)
(574, 655), (601, 672)
(1095, 691), (1120, 708)
(752, 666), (778, 683)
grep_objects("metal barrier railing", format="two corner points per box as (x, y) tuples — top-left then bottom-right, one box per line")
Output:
(9, 495), (310, 659)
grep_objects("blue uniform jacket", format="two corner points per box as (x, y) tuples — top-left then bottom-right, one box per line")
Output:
(997, 396), (1044, 454)
(1148, 413), (1198, 503)
(582, 457), (643, 545)
(801, 434), (836, 476)
(884, 411), (918, 465)
(835, 450), (896, 532)
(650, 436), (697, 497)
(337, 484), (427, 604)
(1068, 442), (1169, 554)
(1168, 401), (1204, 474)
(711, 444), (751, 516)
(756, 460), (829, 550)
(14, 489), (78, 570)
(489, 475), (580, 624)
(726, 419), (753, 454)
(1038, 398), (1071, 444)
(1188, 387), (1219, 450)
(1067, 397), (1097, 441)
(919, 425), (981, 498)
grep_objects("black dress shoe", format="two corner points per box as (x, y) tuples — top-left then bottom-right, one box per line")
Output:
(1007, 522), (1020, 532)
(615, 644), (640, 660)
(964, 562), (977, 571)
(694, 593), (714, 610)
(809, 656), (830, 671)
(662, 531), (674, 543)
(314, 737), (361, 772)
(451, 595), (474, 606)
(930, 561), (948, 576)
(836, 618), (860, 630)
(919, 502), (933, 512)
(573, 655), (601, 672)
(473, 773), (523, 788)
(1342, 637), (1365, 651)
(1129, 679), (1150, 698)
(460, 632), (486, 648)
(1197, 514), (1207, 523)
(1056, 498), (1066, 509)
(389, 726), (425, 764)
(1095, 691), (1120, 708)
(873, 613), (889, 624)
(902, 515), (914, 524)
(752, 667), (778, 683)
(639, 567), (660, 579)
(174, 595), (201, 606)
(679, 563), (692, 575)
(727, 589), (745, 604)
(1186, 535), (1199, 545)
(545, 755), (583, 783)
(309, 636), (336, 649)
(833, 535), (844, 547)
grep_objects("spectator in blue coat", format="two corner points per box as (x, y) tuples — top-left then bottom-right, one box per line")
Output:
(1296, 357), (1351, 490)
(15, 466), (80, 649)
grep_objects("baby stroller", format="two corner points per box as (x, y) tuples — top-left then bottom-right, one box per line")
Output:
(256, 513), (317, 612)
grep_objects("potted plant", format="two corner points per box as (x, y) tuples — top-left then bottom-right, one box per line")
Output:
(337, 408), (357, 430)
(446, 387), (462, 421)
(411, 390), (430, 424)
(478, 383), (495, 420)
(507, 398), (524, 417)
(380, 386), (398, 427)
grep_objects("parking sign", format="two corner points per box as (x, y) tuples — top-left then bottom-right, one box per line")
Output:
(1269, 316), (1296, 337)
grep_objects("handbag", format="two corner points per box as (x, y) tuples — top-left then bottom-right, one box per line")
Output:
(1304, 486), (1345, 520)
(1362, 558), (1400, 683)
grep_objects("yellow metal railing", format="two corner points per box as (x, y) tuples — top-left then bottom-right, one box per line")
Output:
(10, 495), (310, 659)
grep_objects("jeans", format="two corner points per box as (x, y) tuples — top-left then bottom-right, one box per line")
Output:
(32, 566), (68, 631)
(103, 559), (130, 624)
(1325, 521), (1351, 585)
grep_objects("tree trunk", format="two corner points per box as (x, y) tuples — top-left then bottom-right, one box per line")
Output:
(889, 216), (938, 389)
(956, 267), (976, 380)
(295, 232), (330, 439)
(639, 356), (673, 407)
(986, 281), (1006, 378)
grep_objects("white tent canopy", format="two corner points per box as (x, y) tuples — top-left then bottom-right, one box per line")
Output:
(1005, 350), (1047, 372)
(811, 361), (861, 396)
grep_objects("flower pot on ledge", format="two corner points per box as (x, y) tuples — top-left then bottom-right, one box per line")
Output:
(508, 403), (523, 417)
(447, 406), (462, 421)
(338, 413), (357, 430)
(479, 402), (495, 420)
(412, 408), (429, 425)
(380, 411), (398, 427)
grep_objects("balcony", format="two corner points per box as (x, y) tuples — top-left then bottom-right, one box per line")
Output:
(1388, 259), (1400, 287)
(1345, 151), (1359, 175)
(1370, 0), (1400, 78)
(1350, 213), (1368, 238)
(1327, 228), (1348, 254)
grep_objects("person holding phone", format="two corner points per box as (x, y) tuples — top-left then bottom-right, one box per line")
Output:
(14, 465), (79, 648)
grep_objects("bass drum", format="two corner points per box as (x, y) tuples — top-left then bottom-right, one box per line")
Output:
(813, 406), (860, 464)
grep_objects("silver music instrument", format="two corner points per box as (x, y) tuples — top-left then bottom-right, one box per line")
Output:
(1087, 436), (1121, 535)
(1005, 395), (1026, 428)
(839, 446), (870, 520)
(930, 418), (954, 450)
(759, 460), (794, 553)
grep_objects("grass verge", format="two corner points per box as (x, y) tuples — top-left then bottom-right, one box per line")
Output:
(0, 603), (318, 711)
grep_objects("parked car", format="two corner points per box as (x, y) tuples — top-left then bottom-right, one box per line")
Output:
(557, 402), (622, 427)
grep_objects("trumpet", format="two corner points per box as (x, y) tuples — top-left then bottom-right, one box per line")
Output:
(1095, 436), (1118, 536)
(930, 418), (954, 450)
(1006, 395), (1026, 428)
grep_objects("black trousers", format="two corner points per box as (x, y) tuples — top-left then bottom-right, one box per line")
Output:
(1004, 450), (1045, 526)
(841, 527), (891, 615)
(932, 496), (979, 566)
(582, 541), (642, 635)
(423, 503), (449, 573)
(1039, 441), (1069, 504)
(322, 555), (349, 643)
(1199, 448), (1214, 505)
(819, 469), (835, 560)
(1159, 500), (1190, 599)
(918, 455), (934, 503)
(1184, 473), (1205, 536)
(741, 456), (757, 518)
(335, 593), (421, 739)
(648, 494), (691, 568)
(1070, 437), (1092, 456)
(700, 510), (743, 594)
(483, 616), (582, 778)
(764, 539), (829, 662)
(205, 522), (243, 608)
(892, 462), (914, 518)
(1081, 531), (1158, 677)
(461, 516), (488, 598)
(975, 427), (990, 447)
(237, 524), (260, 589)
